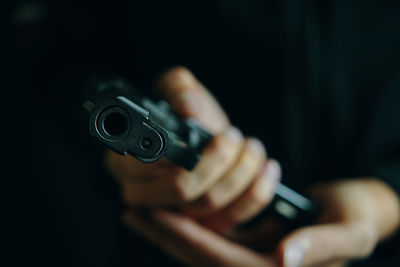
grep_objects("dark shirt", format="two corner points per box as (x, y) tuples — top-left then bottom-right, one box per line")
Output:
(4, 0), (400, 266)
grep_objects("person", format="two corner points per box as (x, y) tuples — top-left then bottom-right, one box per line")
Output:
(108, 67), (400, 267)
(4, 0), (400, 266)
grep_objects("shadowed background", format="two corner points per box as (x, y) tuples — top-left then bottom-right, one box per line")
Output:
(3, 0), (400, 266)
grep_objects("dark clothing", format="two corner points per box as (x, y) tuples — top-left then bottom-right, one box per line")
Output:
(4, 0), (400, 266)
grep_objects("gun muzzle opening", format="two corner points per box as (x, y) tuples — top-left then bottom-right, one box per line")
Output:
(97, 107), (130, 140)
(103, 111), (128, 137)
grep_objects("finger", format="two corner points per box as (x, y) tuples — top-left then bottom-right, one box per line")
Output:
(200, 160), (281, 232)
(124, 210), (277, 267)
(105, 149), (174, 184)
(182, 138), (267, 217)
(116, 126), (244, 206)
(277, 222), (378, 267)
(105, 149), (185, 206)
(228, 220), (284, 253)
(156, 66), (229, 133)
(309, 179), (400, 241)
(123, 210), (208, 265)
(311, 260), (347, 267)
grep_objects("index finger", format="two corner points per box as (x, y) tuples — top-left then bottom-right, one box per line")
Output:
(155, 66), (230, 133)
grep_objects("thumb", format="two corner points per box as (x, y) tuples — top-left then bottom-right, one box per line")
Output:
(155, 66), (229, 133)
(278, 222), (378, 267)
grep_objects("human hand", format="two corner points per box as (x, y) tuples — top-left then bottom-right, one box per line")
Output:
(275, 178), (400, 267)
(123, 208), (278, 267)
(105, 67), (280, 226)
(123, 178), (400, 267)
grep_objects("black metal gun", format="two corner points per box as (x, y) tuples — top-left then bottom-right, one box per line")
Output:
(83, 77), (319, 228)
(83, 77), (211, 170)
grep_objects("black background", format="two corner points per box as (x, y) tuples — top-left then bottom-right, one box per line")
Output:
(3, 0), (400, 266)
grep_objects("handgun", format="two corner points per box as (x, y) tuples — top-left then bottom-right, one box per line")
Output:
(83, 77), (319, 228)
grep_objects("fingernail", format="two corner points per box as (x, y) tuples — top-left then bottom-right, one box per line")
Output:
(265, 160), (281, 183)
(284, 239), (310, 267)
(225, 127), (243, 142)
(255, 161), (281, 197)
(247, 138), (266, 155)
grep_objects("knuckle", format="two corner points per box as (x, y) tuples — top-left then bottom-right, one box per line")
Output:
(232, 146), (265, 185)
(166, 66), (192, 80)
(209, 135), (236, 164)
(168, 168), (196, 203)
(357, 226), (377, 257)
(240, 151), (259, 175)
(248, 185), (271, 207)
(215, 146), (234, 167)
(210, 130), (242, 162)
(201, 192), (223, 211)
(245, 138), (267, 159)
(248, 177), (275, 207)
(161, 66), (194, 93)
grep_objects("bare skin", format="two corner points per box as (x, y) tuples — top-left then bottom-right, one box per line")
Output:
(107, 67), (400, 267)
(106, 67), (278, 225)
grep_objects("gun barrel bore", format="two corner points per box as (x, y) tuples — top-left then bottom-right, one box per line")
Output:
(101, 110), (129, 137)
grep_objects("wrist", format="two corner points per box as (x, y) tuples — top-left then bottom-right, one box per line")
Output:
(361, 178), (400, 241)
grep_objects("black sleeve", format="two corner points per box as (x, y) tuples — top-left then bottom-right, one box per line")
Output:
(353, 73), (400, 197)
